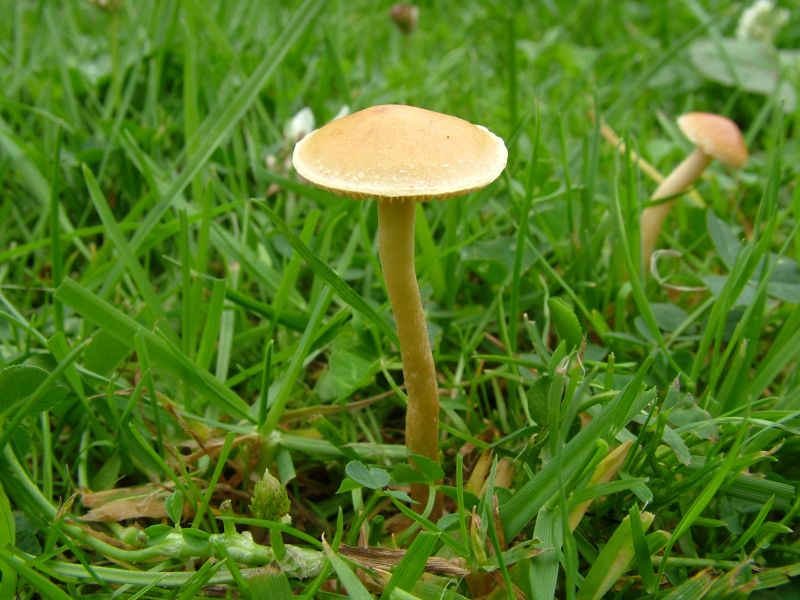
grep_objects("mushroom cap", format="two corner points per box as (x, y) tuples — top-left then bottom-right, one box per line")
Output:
(292, 104), (507, 202)
(677, 112), (748, 169)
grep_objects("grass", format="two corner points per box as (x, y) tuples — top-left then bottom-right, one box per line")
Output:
(1, 0), (799, 597)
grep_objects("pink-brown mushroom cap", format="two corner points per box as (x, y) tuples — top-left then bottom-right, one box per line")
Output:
(677, 112), (748, 169)
(292, 104), (507, 202)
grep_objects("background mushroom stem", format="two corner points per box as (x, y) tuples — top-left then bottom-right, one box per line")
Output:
(377, 200), (440, 503)
(641, 147), (712, 267)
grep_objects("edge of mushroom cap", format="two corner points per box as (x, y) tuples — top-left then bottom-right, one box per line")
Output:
(677, 112), (748, 169)
(291, 105), (508, 201)
(296, 181), (491, 203)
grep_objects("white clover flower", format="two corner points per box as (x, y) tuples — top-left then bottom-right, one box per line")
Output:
(736, 0), (790, 43)
(284, 107), (315, 142)
(332, 105), (350, 120)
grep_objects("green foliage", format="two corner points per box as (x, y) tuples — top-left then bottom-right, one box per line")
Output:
(0, 483), (16, 598)
(689, 38), (797, 111)
(1, 0), (799, 597)
(0, 365), (70, 417)
(345, 461), (391, 490)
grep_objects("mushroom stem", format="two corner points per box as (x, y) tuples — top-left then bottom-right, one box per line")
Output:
(377, 200), (440, 504)
(641, 148), (711, 267)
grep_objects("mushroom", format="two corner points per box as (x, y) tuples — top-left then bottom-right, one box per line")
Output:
(641, 112), (748, 268)
(390, 3), (419, 35)
(293, 104), (507, 507)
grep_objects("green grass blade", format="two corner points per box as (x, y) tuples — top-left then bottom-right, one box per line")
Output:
(0, 547), (73, 600)
(576, 513), (654, 600)
(657, 570), (715, 600)
(55, 278), (252, 421)
(501, 357), (655, 538)
(529, 506), (561, 600)
(258, 200), (399, 347)
(98, 0), (326, 297)
(195, 278), (227, 371)
(657, 423), (748, 580)
(607, 145), (685, 379)
(414, 204), (446, 301)
(174, 559), (226, 600)
(247, 566), (294, 600)
(322, 538), (373, 600)
(261, 286), (333, 437)
(381, 532), (440, 600)
(0, 115), (88, 258)
(509, 109), (540, 353)
(215, 284), (306, 331)
(0, 483), (16, 598)
(749, 304), (800, 400)
(268, 209), (321, 339)
(82, 163), (171, 332)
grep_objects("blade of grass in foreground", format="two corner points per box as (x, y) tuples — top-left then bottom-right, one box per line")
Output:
(98, 0), (326, 299)
(576, 513), (654, 600)
(82, 164), (170, 333)
(608, 144), (687, 380)
(260, 286), (333, 437)
(55, 279), (252, 421)
(750, 304), (800, 401)
(0, 483), (16, 598)
(258, 200), (399, 347)
(500, 357), (655, 539)
(380, 531), (440, 600)
(322, 538), (373, 600)
(0, 115), (89, 259)
(0, 547), (73, 600)
(247, 567), (294, 600)
(656, 422), (747, 582)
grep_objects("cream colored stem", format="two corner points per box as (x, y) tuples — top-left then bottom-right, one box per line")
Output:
(377, 200), (439, 474)
(641, 148), (712, 267)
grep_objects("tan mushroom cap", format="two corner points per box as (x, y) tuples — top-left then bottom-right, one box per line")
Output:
(677, 112), (748, 169)
(292, 104), (508, 202)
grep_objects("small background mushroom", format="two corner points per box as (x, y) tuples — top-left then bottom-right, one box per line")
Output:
(641, 112), (748, 269)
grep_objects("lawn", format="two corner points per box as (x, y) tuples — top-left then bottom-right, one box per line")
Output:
(1, 0), (799, 598)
